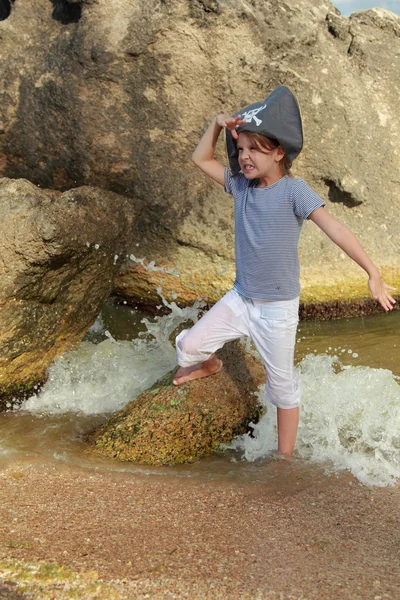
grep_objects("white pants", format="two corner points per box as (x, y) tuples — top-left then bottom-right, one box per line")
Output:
(175, 288), (300, 410)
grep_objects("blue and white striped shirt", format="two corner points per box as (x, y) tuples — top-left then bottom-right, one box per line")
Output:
(224, 168), (325, 301)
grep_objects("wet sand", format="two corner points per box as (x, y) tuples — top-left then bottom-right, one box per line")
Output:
(0, 462), (399, 599)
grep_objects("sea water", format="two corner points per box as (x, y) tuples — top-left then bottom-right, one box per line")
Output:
(228, 354), (400, 487)
(0, 290), (399, 487)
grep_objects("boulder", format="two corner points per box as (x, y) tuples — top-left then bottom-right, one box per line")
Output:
(90, 342), (264, 465)
(0, 0), (399, 310)
(0, 178), (133, 406)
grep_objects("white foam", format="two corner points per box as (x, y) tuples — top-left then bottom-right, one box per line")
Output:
(16, 291), (400, 486)
(20, 339), (169, 415)
(87, 314), (105, 334)
(129, 254), (179, 276)
(229, 354), (400, 487)
(20, 293), (203, 417)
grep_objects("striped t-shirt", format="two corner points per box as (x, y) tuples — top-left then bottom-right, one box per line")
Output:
(224, 168), (325, 301)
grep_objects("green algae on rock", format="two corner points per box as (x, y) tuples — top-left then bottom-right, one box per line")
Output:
(0, 381), (44, 412)
(89, 342), (264, 465)
(0, 559), (122, 600)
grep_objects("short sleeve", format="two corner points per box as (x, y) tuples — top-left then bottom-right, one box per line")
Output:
(291, 179), (325, 219)
(224, 167), (234, 195)
(224, 167), (248, 197)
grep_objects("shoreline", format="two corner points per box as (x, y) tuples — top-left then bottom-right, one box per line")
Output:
(0, 461), (399, 599)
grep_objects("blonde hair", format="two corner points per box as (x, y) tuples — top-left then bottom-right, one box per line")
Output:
(243, 132), (293, 176)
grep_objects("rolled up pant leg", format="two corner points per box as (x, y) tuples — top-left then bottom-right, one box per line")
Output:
(248, 297), (300, 409)
(176, 289), (249, 367)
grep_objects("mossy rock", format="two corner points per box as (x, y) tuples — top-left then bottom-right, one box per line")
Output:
(89, 341), (265, 465)
(0, 381), (43, 412)
(0, 558), (121, 599)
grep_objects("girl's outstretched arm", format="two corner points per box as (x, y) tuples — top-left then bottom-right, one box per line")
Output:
(191, 113), (245, 186)
(309, 207), (396, 312)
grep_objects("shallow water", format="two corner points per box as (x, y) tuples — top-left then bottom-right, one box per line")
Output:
(0, 296), (399, 487)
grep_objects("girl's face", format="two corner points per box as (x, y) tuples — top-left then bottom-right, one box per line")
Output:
(237, 132), (284, 182)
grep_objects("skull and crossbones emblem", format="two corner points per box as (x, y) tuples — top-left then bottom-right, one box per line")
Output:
(240, 104), (267, 127)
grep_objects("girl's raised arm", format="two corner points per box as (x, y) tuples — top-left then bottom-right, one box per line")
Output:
(191, 113), (245, 186)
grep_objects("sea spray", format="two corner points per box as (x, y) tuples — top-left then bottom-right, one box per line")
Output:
(228, 353), (400, 487)
(14, 290), (400, 486)
(128, 254), (180, 276)
(20, 291), (204, 416)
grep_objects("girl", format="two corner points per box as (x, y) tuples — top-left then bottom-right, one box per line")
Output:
(173, 86), (396, 457)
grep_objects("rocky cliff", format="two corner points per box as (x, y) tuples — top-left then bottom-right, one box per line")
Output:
(0, 178), (132, 402)
(1, 0), (399, 310)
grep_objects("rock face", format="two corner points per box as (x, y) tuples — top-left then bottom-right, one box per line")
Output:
(1, 0), (399, 308)
(0, 178), (132, 403)
(90, 342), (264, 465)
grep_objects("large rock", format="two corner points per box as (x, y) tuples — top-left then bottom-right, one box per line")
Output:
(0, 178), (132, 405)
(0, 0), (399, 309)
(90, 342), (264, 465)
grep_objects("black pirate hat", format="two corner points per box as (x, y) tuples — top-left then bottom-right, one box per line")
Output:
(226, 86), (303, 174)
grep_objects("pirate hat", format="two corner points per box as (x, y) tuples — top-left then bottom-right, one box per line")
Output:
(226, 85), (303, 174)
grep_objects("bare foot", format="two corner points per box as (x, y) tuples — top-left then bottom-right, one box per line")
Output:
(172, 356), (223, 386)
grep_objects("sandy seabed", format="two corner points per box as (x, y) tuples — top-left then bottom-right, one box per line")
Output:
(0, 461), (399, 600)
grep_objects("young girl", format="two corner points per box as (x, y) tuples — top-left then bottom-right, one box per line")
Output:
(173, 86), (396, 457)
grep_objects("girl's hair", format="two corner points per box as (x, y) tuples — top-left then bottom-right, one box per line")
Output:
(243, 132), (293, 176)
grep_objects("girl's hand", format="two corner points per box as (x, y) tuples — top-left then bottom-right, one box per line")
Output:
(368, 273), (397, 312)
(216, 113), (246, 139)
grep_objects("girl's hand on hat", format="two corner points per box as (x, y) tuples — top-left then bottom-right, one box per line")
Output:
(216, 113), (246, 139)
(368, 273), (396, 312)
